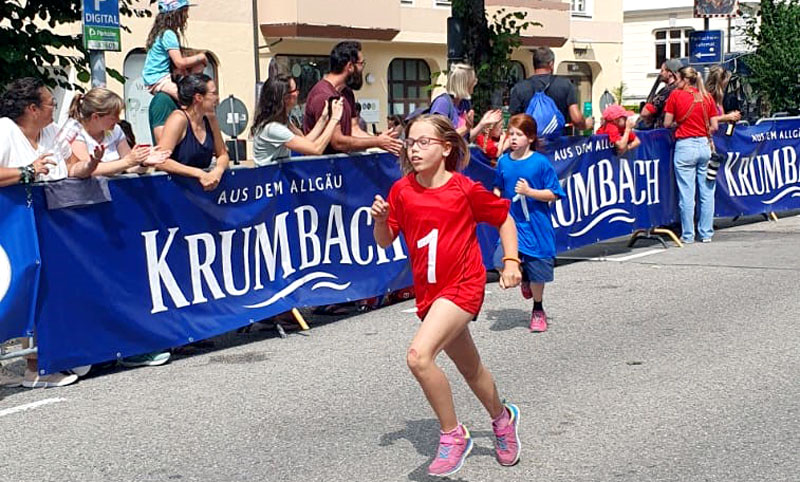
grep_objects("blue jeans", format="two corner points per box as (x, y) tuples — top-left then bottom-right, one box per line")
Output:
(673, 137), (715, 242)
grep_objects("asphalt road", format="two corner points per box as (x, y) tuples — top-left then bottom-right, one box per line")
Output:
(1, 215), (799, 482)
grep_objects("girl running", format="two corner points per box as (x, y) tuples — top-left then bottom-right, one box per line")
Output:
(493, 114), (565, 332)
(142, 0), (207, 100)
(371, 114), (523, 477)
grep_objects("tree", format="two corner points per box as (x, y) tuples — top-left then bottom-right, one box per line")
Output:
(741, 0), (800, 114)
(451, 0), (539, 114)
(0, 0), (154, 93)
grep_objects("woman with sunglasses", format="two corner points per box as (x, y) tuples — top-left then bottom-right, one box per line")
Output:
(251, 73), (343, 166)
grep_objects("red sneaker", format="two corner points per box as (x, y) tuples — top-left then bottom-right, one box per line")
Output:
(529, 309), (548, 332)
(520, 282), (533, 300)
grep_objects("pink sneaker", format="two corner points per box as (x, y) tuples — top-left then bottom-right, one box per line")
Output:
(428, 424), (473, 477)
(520, 282), (533, 299)
(529, 309), (548, 332)
(493, 402), (521, 466)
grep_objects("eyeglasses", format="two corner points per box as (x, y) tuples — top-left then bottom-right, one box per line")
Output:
(403, 136), (445, 150)
(354, 60), (366, 68)
(287, 88), (299, 94)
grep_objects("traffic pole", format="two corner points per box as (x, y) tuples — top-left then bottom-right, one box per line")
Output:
(89, 50), (107, 88)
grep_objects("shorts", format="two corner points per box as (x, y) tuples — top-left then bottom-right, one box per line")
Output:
(417, 274), (485, 321)
(493, 246), (554, 283)
(147, 74), (178, 98)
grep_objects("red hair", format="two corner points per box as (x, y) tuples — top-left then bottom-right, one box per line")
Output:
(508, 114), (538, 140)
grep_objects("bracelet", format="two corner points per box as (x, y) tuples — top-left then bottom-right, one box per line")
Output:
(501, 256), (522, 264)
(18, 165), (35, 185)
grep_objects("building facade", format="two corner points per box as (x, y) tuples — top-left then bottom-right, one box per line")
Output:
(622, 0), (760, 107)
(99, 0), (622, 148)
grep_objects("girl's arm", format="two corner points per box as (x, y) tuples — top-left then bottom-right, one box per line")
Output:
(168, 50), (206, 70)
(286, 99), (343, 155)
(198, 117), (230, 191)
(626, 136), (641, 153)
(493, 187), (502, 197)
(497, 215), (522, 289)
(515, 178), (557, 202)
(304, 100), (330, 142)
(371, 194), (396, 248)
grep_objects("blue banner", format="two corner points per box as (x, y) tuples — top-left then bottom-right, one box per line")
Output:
(33, 154), (413, 372)
(13, 123), (800, 372)
(713, 119), (800, 217)
(0, 186), (40, 342)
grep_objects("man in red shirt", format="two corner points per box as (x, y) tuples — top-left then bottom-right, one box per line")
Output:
(302, 42), (401, 155)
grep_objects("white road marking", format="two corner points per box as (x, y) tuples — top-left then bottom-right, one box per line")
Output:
(559, 249), (665, 263)
(0, 398), (66, 418)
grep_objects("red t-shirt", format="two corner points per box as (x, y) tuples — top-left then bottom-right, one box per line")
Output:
(386, 172), (510, 319)
(596, 122), (637, 144)
(302, 79), (356, 153)
(664, 87), (717, 139)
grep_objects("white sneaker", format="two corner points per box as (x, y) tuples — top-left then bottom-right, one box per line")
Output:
(0, 366), (22, 388)
(23, 370), (78, 388)
(69, 365), (92, 377)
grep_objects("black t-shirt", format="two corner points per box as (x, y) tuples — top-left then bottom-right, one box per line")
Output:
(509, 74), (578, 128)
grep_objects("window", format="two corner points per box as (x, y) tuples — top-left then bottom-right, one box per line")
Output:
(435, 0), (451, 7)
(271, 55), (330, 126)
(388, 59), (431, 116)
(654, 28), (693, 70)
(571, 0), (592, 17)
(401, 0), (413, 5)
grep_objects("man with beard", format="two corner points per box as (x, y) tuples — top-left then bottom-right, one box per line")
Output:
(303, 41), (401, 155)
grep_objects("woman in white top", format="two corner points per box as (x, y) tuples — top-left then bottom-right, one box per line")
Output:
(66, 88), (167, 176)
(0, 77), (96, 188)
(251, 73), (343, 166)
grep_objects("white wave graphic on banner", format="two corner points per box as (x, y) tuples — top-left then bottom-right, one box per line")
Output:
(0, 244), (11, 305)
(762, 186), (800, 205)
(244, 272), (351, 309)
(568, 208), (635, 238)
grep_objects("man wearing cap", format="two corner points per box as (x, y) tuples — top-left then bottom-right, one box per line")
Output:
(597, 105), (640, 155)
(638, 59), (682, 129)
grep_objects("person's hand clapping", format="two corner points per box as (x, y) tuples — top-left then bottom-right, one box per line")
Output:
(478, 109), (503, 129)
(329, 98), (344, 122)
(377, 130), (403, 156)
(371, 194), (390, 224)
(125, 145), (150, 167)
(143, 146), (171, 166)
(31, 153), (56, 177)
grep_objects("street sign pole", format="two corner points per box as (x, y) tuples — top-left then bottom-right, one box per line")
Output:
(82, 0), (121, 87)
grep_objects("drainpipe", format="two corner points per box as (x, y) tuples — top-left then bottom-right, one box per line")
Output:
(252, 0), (261, 82)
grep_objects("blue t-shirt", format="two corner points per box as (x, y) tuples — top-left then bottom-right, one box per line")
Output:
(493, 151), (566, 259)
(142, 30), (180, 86)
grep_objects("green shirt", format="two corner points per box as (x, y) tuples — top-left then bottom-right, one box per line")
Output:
(148, 92), (178, 144)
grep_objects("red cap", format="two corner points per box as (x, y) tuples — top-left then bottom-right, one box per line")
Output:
(602, 105), (635, 122)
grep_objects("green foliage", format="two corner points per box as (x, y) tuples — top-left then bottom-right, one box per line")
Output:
(452, 1), (540, 114)
(612, 82), (627, 105)
(741, 0), (800, 114)
(0, 0), (154, 93)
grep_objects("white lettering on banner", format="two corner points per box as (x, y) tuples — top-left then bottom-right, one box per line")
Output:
(723, 146), (800, 203)
(142, 204), (407, 313)
(551, 158), (660, 237)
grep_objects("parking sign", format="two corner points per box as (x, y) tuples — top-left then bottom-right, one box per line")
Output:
(83, 0), (121, 51)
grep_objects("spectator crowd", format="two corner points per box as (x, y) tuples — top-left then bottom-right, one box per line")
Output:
(1, 0), (741, 390)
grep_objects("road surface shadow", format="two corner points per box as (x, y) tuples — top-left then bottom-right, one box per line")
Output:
(484, 308), (530, 332)
(379, 418), (498, 481)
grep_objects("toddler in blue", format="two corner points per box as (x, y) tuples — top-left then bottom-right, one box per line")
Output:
(493, 114), (565, 332)
(143, 0), (207, 100)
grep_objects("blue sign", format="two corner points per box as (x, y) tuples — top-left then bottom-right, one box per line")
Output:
(689, 30), (724, 64)
(83, 0), (121, 51)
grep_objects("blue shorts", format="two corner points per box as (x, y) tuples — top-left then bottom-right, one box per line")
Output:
(494, 247), (554, 283)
